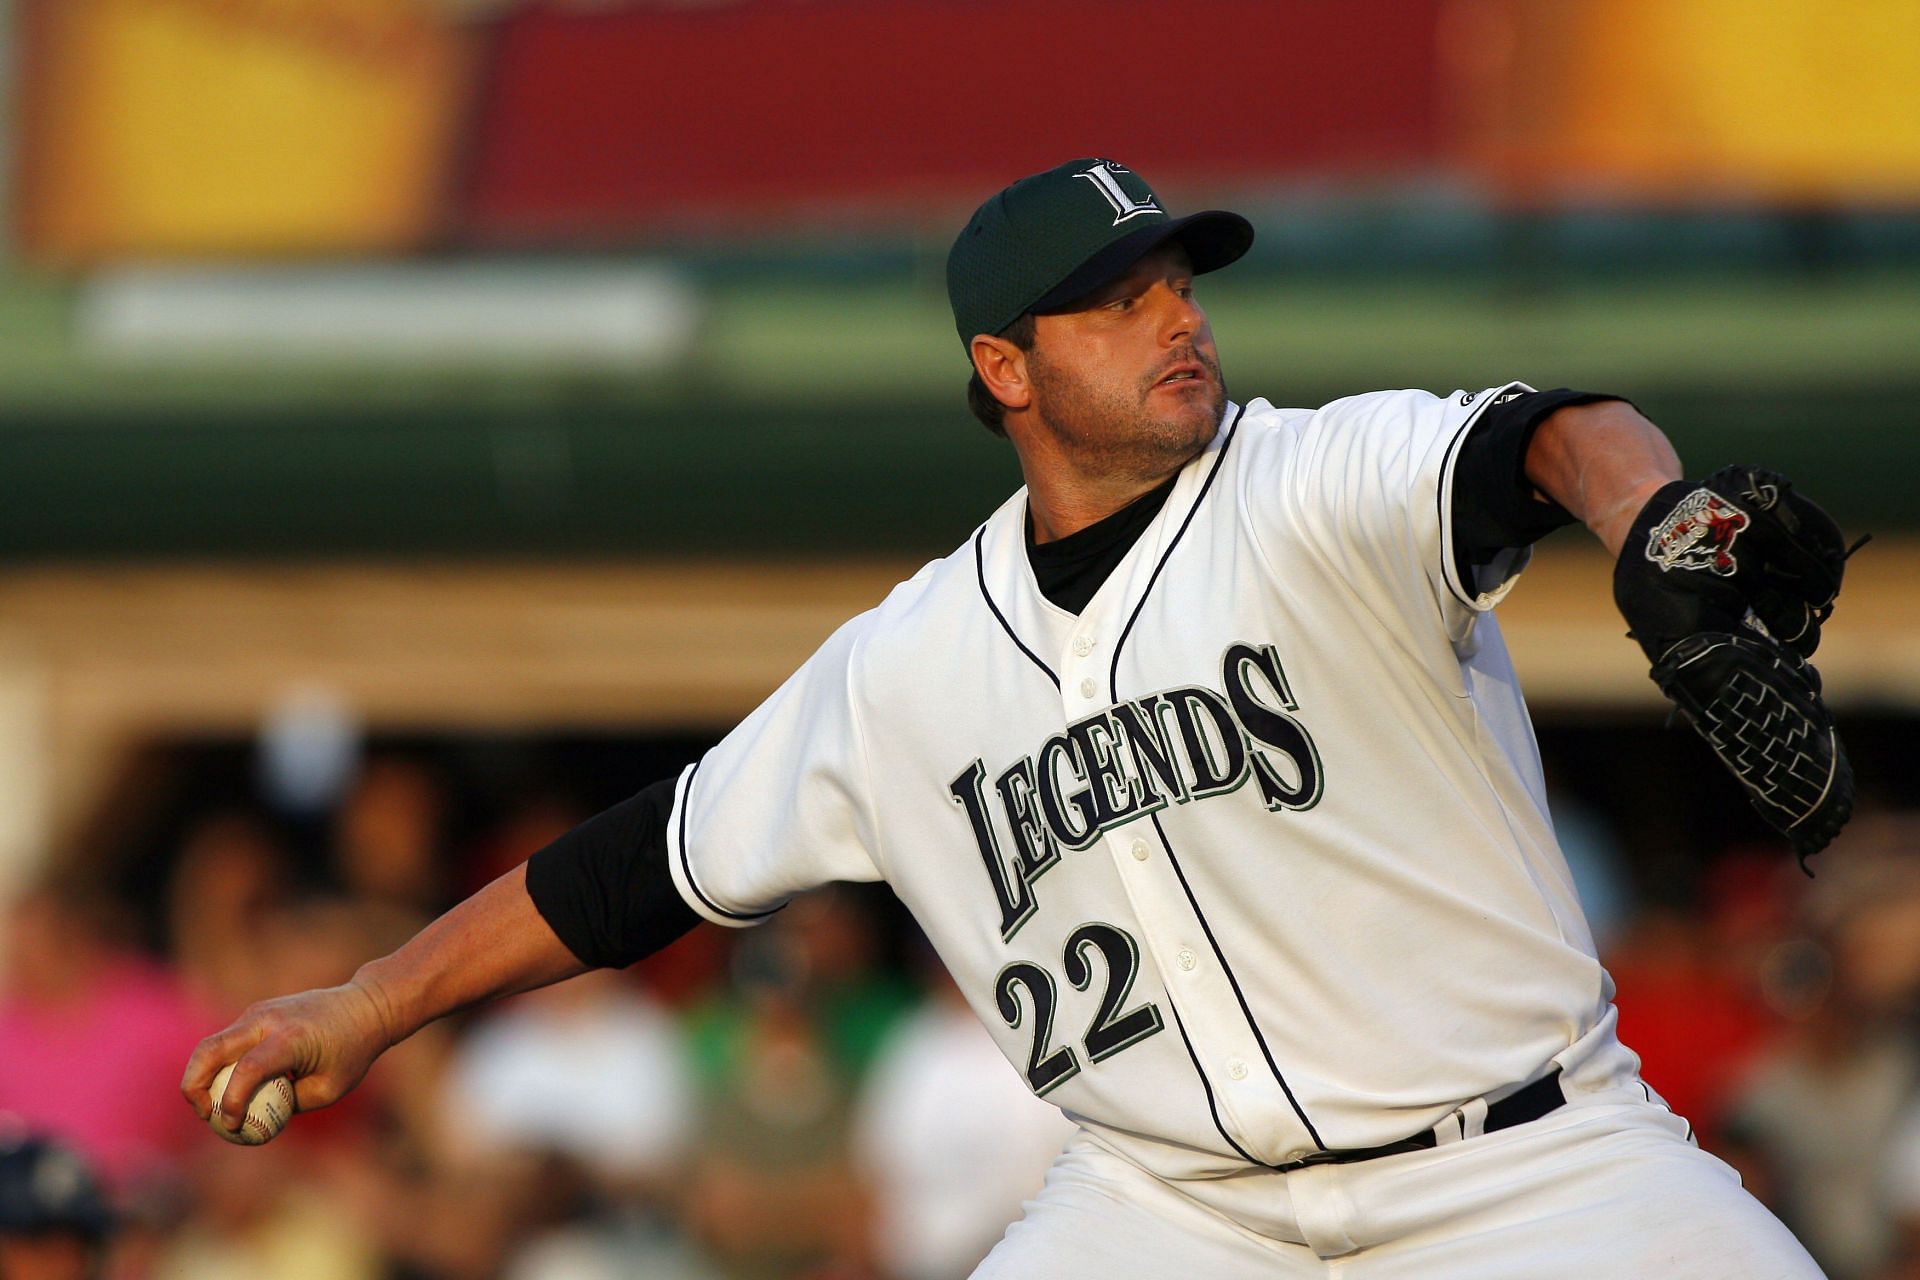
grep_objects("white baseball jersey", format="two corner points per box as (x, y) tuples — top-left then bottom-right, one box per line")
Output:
(666, 385), (1634, 1182)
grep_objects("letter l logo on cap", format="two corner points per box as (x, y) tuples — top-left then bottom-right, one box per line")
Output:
(1075, 162), (1164, 226)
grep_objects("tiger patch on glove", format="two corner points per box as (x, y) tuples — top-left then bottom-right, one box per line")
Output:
(1646, 488), (1751, 576)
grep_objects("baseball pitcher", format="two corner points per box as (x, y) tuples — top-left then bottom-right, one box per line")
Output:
(184, 159), (1854, 1277)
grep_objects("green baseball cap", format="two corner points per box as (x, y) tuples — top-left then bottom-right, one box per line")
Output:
(946, 158), (1254, 349)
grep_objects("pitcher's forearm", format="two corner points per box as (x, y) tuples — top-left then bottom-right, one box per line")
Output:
(1525, 400), (1682, 556)
(351, 863), (589, 1046)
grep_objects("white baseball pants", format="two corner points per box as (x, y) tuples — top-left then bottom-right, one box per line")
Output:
(973, 1093), (1821, 1278)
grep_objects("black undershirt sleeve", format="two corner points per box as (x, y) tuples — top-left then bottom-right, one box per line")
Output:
(1449, 388), (1630, 588)
(524, 777), (700, 970)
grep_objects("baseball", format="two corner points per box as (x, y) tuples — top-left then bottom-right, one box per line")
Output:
(208, 1063), (295, 1146)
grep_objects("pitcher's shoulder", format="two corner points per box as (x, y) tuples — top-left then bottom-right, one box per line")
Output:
(849, 496), (1026, 679)
(1223, 396), (1319, 470)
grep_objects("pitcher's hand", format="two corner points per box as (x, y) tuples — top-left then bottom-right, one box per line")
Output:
(182, 978), (396, 1137)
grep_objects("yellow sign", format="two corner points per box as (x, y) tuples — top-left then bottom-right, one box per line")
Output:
(19, 0), (471, 262)
(1475, 0), (1920, 200)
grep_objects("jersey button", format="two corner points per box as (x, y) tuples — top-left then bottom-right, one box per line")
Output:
(1227, 1060), (1249, 1081)
(1175, 948), (1196, 972)
(1078, 677), (1096, 698)
(1072, 635), (1094, 657)
(1130, 838), (1149, 861)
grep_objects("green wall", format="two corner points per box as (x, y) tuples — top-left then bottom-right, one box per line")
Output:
(3, 271), (1915, 558)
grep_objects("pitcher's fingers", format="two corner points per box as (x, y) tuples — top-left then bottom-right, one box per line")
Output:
(291, 1074), (340, 1115)
(212, 1034), (300, 1132)
(181, 1019), (272, 1121)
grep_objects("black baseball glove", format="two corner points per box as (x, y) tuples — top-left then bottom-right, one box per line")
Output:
(1613, 465), (1857, 865)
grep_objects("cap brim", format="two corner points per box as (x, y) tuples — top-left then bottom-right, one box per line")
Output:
(1030, 210), (1254, 314)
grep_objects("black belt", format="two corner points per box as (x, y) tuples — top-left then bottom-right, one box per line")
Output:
(1275, 1068), (1566, 1172)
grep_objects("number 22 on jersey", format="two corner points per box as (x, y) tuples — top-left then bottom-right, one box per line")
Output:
(995, 921), (1164, 1095)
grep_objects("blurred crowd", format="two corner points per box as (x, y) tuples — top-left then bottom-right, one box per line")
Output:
(4, 746), (1920, 1280)
(0, 751), (1072, 1280)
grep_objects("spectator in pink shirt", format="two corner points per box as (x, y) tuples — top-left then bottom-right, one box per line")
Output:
(0, 875), (213, 1191)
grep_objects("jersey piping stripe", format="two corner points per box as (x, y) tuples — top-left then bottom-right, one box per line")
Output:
(974, 527), (1061, 690)
(674, 761), (784, 923)
(1435, 382), (1529, 610)
(973, 405), (1268, 1164)
(1163, 1000), (1264, 1166)
(1638, 1078), (1694, 1145)
(973, 474), (1259, 1168)
(1148, 810), (1326, 1152)
(1107, 402), (1247, 694)
(1101, 402), (1328, 1154)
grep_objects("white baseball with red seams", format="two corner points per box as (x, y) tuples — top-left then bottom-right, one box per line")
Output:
(208, 1063), (294, 1146)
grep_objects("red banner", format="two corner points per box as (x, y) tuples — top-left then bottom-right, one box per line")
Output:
(462, 0), (1446, 242)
